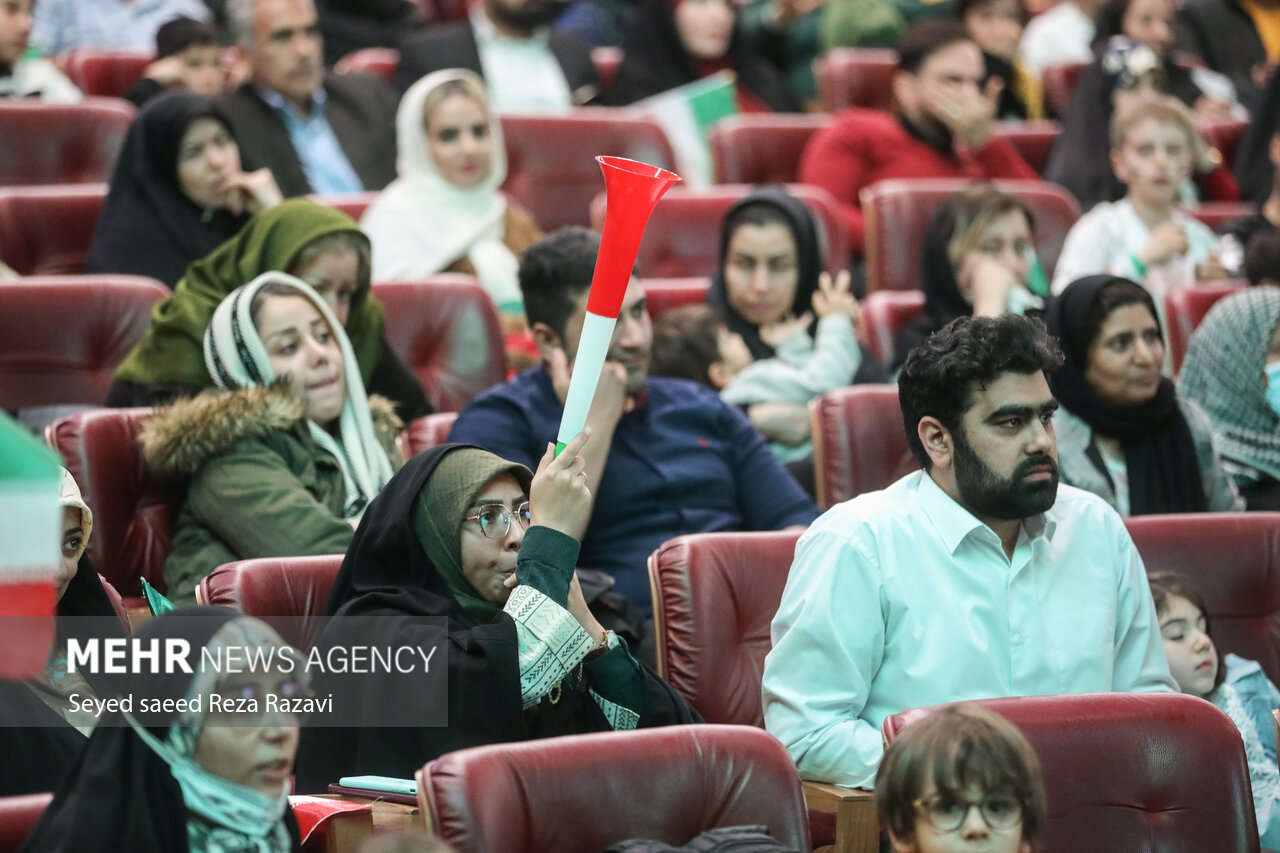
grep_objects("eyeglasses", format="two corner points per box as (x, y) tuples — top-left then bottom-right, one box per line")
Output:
(464, 501), (531, 540)
(912, 794), (1023, 832)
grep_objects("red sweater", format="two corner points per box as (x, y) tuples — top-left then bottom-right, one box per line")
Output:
(799, 109), (1039, 253)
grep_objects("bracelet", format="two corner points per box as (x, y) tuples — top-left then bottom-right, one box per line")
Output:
(585, 630), (614, 661)
(1130, 254), (1148, 277)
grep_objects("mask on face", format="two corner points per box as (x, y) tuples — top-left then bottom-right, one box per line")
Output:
(1265, 362), (1280, 419)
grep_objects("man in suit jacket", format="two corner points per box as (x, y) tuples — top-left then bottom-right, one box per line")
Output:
(394, 0), (600, 111)
(219, 0), (397, 197)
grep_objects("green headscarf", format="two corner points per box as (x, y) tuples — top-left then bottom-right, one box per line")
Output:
(113, 199), (385, 389)
(412, 447), (534, 624)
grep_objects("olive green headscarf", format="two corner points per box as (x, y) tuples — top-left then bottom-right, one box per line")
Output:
(413, 447), (534, 624)
(113, 199), (385, 389)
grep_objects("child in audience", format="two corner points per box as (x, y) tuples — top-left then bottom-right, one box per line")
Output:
(124, 16), (223, 107)
(1052, 94), (1225, 300)
(875, 703), (1047, 853)
(1148, 572), (1280, 848)
(0, 0), (79, 102)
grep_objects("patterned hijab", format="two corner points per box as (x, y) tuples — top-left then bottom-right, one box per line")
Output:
(1178, 288), (1280, 484)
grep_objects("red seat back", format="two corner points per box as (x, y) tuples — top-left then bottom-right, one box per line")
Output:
(0, 99), (134, 185)
(642, 276), (711, 319)
(1126, 512), (1280, 687)
(46, 408), (179, 603)
(1182, 202), (1253, 234)
(196, 554), (343, 651)
(811, 384), (915, 509)
(858, 289), (925, 366)
(648, 530), (801, 726)
(863, 178), (1080, 292)
(1164, 279), (1247, 374)
(333, 48), (399, 83)
(814, 48), (897, 112)
(590, 46), (623, 95)
(709, 114), (829, 185)
(403, 411), (459, 457)
(0, 184), (107, 275)
(0, 276), (168, 415)
(499, 110), (676, 231)
(371, 276), (507, 413)
(0, 793), (53, 853)
(418, 725), (810, 852)
(1041, 62), (1087, 117)
(309, 191), (377, 223)
(991, 120), (1061, 175)
(64, 51), (151, 98)
(1197, 117), (1250, 169)
(882, 693), (1259, 853)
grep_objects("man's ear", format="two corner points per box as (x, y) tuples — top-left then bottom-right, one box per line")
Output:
(887, 829), (918, 853)
(706, 360), (730, 390)
(918, 416), (954, 472)
(530, 322), (563, 360)
(890, 70), (915, 115)
(1269, 132), (1280, 168)
(1109, 149), (1126, 184)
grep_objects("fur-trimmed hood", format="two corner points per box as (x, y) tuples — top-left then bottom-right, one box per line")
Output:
(141, 383), (402, 478)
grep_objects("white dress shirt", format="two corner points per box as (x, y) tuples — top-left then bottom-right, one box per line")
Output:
(762, 470), (1176, 788)
(471, 6), (573, 114)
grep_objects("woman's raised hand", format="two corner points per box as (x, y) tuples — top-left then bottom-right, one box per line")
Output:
(219, 168), (284, 217)
(528, 428), (593, 541)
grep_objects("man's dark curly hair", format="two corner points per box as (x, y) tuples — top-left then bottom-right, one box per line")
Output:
(518, 227), (600, 341)
(898, 314), (1064, 470)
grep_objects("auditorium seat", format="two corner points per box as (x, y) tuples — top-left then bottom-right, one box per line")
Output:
(403, 411), (459, 457)
(590, 46), (623, 95)
(1041, 62), (1087, 117)
(810, 384), (914, 509)
(1164, 279), (1246, 374)
(813, 48), (897, 112)
(882, 693), (1259, 853)
(0, 184), (107, 275)
(417, 726), (810, 852)
(47, 408), (179, 607)
(642, 276), (711, 319)
(196, 554), (343, 652)
(1183, 201), (1254, 234)
(709, 114), (829, 185)
(0, 99), (133, 185)
(859, 289), (925, 367)
(1197, 117), (1250, 170)
(0, 276), (168, 430)
(862, 178), (1080, 292)
(64, 50), (151, 98)
(499, 110), (677, 231)
(991, 120), (1061, 175)
(0, 793), (53, 853)
(1126, 512), (1280, 687)
(309, 192), (377, 223)
(371, 276), (506, 413)
(333, 47), (399, 83)
(592, 184), (849, 278)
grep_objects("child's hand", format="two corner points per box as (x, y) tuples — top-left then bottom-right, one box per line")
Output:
(1138, 222), (1190, 269)
(759, 312), (813, 347)
(812, 270), (858, 319)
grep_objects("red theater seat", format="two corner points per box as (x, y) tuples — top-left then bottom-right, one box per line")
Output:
(196, 554), (343, 652)
(814, 48), (897, 112)
(1183, 202), (1254, 234)
(0, 184), (107, 275)
(1041, 61), (1087, 117)
(859, 289), (924, 366)
(334, 48), (399, 83)
(371, 276), (506, 413)
(592, 184), (849, 278)
(1197, 117), (1250, 170)
(862, 178), (1080, 292)
(709, 113), (829, 185)
(883, 693), (1259, 853)
(991, 121), (1061, 175)
(64, 51), (151, 98)
(309, 191), (377, 223)
(0, 99), (133, 185)
(499, 110), (676, 231)
(403, 411), (459, 457)
(1164, 280), (1247, 374)
(642, 276), (710, 319)
(0, 276), (168, 420)
(47, 408), (179, 606)
(590, 46), (623, 94)
(0, 793), (53, 853)
(811, 384), (914, 509)
(417, 726), (810, 853)
(1126, 512), (1280, 687)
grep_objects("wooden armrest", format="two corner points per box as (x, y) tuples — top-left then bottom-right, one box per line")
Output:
(301, 808), (374, 853)
(802, 781), (879, 853)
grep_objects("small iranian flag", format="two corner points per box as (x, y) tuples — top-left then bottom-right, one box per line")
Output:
(0, 413), (60, 679)
(635, 70), (738, 188)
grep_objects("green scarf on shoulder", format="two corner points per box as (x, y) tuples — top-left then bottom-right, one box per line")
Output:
(113, 199), (385, 389)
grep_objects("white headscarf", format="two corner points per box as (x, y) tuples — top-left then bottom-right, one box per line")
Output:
(202, 272), (394, 519)
(362, 69), (522, 309)
(58, 467), (92, 562)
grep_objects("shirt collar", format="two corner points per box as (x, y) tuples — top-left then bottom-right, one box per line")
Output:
(255, 84), (327, 118)
(916, 471), (1055, 555)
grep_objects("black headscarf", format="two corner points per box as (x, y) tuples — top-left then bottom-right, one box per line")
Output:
(893, 203), (974, 369)
(85, 93), (251, 289)
(1045, 275), (1207, 515)
(606, 0), (799, 111)
(1235, 64), (1280, 203)
(19, 607), (302, 853)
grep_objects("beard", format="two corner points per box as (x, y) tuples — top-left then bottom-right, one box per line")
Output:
(488, 0), (554, 31)
(952, 431), (1059, 521)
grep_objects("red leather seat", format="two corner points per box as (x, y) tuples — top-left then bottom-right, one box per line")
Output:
(642, 276), (711, 319)
(1164, 279), (1246, 374)
(0, 99), (134, 185)
(333, 48), (399, 83)
(371, 276), (507, 413)
(1197, 117), (1250, 169)
(709, 114), (829, 185)
(0, 276), (168, 418)
(810, 384), (915, 509)
(1183, 202), (1253, 234)
(403, 411), (459, 457)
(813, 48), (897, 112)
(46, 408), (179, 606)
(590, 46), (623, 95)
(499, 110), (676, 231)
(417, 725), (810, 852)
(0, 793), (52, 853)
(64, 51), (151, 98)
(882, 693), (1260, 853)
(0, 184), (107, 275)
(862, 178), (1080, 292)
(991, 120), (1061, 175)
(1041, 61), (1087, 117)
(592, 184), (849, 278)
(859, 289), (924, 366)
(1126, 512), (1280, 687)
(309, 191), (377, 223)
(196, 554), (343, 652)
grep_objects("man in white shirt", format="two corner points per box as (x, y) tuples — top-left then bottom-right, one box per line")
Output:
(762, 314), (1176, 788)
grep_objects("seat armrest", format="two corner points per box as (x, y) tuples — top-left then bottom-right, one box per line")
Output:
(802, 781), (879, 853)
